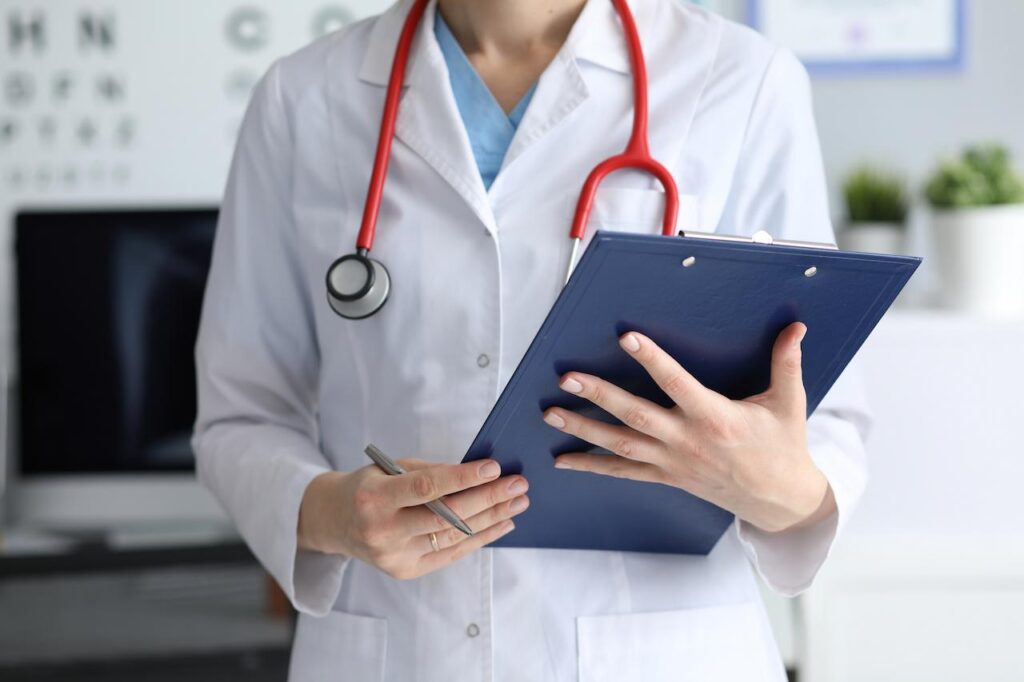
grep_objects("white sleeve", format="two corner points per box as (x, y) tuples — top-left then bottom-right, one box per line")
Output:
(192, 61), (349, 615)
(718, 48), (872, 595)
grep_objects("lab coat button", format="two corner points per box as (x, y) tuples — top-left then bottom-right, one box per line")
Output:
(466, 623), (480, 637)
(476, 354), (490, 368)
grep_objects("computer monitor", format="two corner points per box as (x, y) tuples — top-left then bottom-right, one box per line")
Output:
(9, 208), (229, 533)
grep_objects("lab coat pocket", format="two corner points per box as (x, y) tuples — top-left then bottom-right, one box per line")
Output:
(585, 187), (699, 236)
(289, 610), (388, 681)
(577, 602), (771, 682)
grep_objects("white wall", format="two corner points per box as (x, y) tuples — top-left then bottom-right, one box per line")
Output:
(705, 1), (1024, 217)
(810, 1), (1024, 216)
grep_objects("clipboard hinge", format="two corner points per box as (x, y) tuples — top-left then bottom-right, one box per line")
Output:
(678, 229), (839, 251)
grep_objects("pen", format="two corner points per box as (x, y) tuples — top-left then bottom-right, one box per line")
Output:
(364, 444), (474, 536)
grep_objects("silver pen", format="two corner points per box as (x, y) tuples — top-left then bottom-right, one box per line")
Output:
(364, 444), (474, 536)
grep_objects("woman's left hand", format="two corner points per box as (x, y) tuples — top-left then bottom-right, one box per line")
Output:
(542, 322), (835, 533)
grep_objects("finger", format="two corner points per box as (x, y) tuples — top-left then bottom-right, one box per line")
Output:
(542, 406), (663, 464)
(358, 457), (431, 481)
(618, 332), (719, 417)
(553, 452), (666, 483)
(418, 493), (529, 552)
(392, 458), (433, 471)
(388, 459), (502, 508)
(767, 322), (807, 418)
(558, 372), (677, 442)
(399, 474), (529, 535)
(415, 519), (517, 574)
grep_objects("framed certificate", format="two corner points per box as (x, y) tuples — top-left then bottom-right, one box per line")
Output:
(748, 0), (966, 72)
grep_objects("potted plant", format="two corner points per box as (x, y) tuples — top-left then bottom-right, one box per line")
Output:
(839, 165), (909, 254)
(925, 144), (1024, 317)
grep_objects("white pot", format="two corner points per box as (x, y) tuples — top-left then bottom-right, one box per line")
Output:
(839, 222), (906, 255)
(931, 204), (1024, 318)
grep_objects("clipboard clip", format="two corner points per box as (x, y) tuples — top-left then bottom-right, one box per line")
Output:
(678, 229), (839, 251)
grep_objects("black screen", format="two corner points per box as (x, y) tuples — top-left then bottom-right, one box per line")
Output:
(16, 209), (218, 474)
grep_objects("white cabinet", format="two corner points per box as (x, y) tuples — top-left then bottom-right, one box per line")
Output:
(800, 311), (1024, 681)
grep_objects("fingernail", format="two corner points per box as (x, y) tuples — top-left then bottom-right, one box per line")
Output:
(543, 411), (566, 429)
(554, 459), (573, 470)
(479, 461), (500, 479)
(510, 496), (529, 513)
(795, 325), (807, 346)
(507, 478), (528, 495)
(620, 333), (641, 353)
(501, 521), (516, 535)
(560, 377), (583, 394)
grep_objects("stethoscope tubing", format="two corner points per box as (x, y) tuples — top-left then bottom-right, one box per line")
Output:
(355, 0), (431, 252)
(569, 0), (679, 241)
(332, 0), (681, 316)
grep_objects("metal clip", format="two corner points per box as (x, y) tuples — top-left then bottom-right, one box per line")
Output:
(678, 229), (839, 251)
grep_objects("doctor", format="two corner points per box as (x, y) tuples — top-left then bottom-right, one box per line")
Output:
(193, 0), (869, 679)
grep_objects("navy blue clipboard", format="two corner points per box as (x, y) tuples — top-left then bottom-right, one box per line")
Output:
(462, 231), (920, 555)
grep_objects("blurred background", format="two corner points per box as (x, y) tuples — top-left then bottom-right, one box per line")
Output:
(1, 1), (1021, 680)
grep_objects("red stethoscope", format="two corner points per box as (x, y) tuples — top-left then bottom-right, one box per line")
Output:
(326, 0), (679, 319)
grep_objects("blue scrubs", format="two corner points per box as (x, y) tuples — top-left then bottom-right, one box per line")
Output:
(434, 14), (537, 189)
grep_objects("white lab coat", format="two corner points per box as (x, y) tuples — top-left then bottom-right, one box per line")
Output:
(193, 0), (871, 679)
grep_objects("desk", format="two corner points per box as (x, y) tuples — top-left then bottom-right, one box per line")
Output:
(0, 533), (290, 673)
(0, 538), (253, 580)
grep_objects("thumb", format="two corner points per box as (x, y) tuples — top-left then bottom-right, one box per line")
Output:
(768, 322), (807, 418)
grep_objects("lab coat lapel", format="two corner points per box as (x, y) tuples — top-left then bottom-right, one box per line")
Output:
(496, 53), (589, 181)
(497, 0), (646, 181)
(353, 0), (497, 235)
(499, 0), (712, 193)
(496, 0), (614, 177)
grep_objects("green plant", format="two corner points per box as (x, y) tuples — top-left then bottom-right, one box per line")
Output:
(925, 144), (1024, 209)
(843, 166), (910, 225)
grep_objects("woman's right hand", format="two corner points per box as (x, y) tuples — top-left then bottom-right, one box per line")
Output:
(298, 458), (529, 580)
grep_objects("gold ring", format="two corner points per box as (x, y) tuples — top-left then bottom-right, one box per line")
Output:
(429, 532), (440, 552)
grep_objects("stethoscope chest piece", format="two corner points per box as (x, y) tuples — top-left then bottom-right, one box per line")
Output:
(326, 252), (391, 319)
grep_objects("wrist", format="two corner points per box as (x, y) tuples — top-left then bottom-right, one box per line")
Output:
(746, 452), (832, 533)
(298, 471), (349, 555)
(766, 460), (834, 533)
(787, 468), (836, 531)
